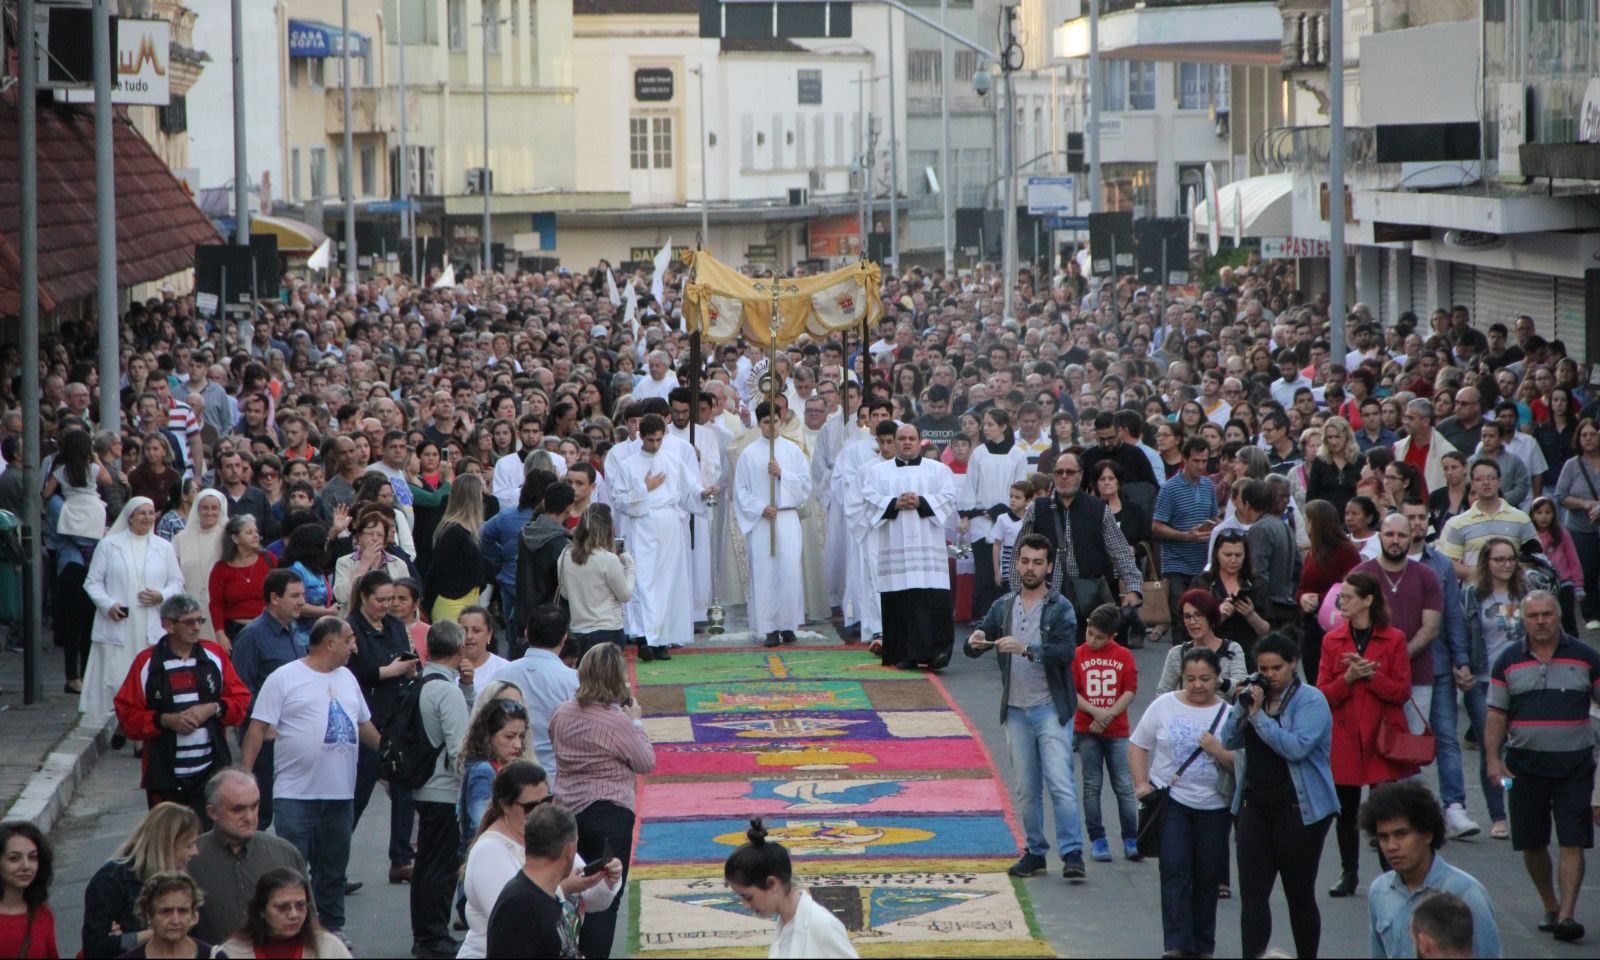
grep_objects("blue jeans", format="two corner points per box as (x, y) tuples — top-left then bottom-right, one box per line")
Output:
(1159, 801), (1232, 956)
(354, 743), (416, 866)
(275, 798), (354, 932)
(1429, 674), (1467, 808)
(1004, 703), (1082, 858)
(1076, 734), (1138, 843)
(1462, 680), (1507, 823)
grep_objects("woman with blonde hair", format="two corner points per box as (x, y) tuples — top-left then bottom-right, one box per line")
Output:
(427, 473), (489, 623)
(1306, 416), (1361, 514)
(81, 803), (201, 958)
(558, 504), (635, 659)
(549, 644), (656, 958)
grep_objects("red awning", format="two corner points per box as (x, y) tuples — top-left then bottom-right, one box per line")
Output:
(0, 98), (221, 314)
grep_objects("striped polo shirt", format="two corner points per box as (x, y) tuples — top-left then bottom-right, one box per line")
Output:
(1437, 499), (1536, 567)
(1487, 634), (1600, 779)
(1153, 471), (1217, 575)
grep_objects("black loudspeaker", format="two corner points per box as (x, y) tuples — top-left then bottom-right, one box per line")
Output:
(956, 208), (986, 252)
(193, 244), (256, 316)
(1135, 218), (1190, 286)
(1087, 211), (1134, 278)
(1586, 268), (1600, 362)
(249, 234), (280, 299)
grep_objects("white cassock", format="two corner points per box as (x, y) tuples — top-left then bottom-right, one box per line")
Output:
(603, 437), (643, 635)
(813, 412), (863, 610)
(864, 456), (957, 593)
(492, 447), (567, 512)
(613, 445), (705, 648)
(734, 435), (811, 635)
(797, 425), (831, 623)
(834, 437), (887, 637)
(669, 422), (725, 616)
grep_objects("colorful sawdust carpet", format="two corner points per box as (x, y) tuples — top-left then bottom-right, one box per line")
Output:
(629, 646), (1055, 958)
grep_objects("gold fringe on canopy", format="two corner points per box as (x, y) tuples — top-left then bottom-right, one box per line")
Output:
(682, 251), (884, 346)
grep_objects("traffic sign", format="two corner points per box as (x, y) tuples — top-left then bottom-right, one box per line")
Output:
(1043, 217), (1089, 231)
(1026, 175), (1076, 215)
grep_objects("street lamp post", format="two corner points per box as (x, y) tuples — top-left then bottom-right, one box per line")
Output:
(1328, 0), (1347, 358)
(886, 5), (898, 274)
(939, 0), (953, 274)
(397, 0), (415, 281)
(693, 65), (709, 245)
(481, 8), (491, 274)
(342, 0), (356, 287)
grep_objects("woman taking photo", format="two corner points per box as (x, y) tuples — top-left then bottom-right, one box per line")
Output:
(81, 498), (185, 722)
(959, 408), (1031, 620)
(548, 644), (655, 959)
(81, 803), (200, 959)
(0, 822), (56, 959)
(723, 820), (857, 959)
(559, 504), (636, 658)
(1556, 417), (1600, 630)
(1427, 451), (1471, 543)
(427, 473), (490, 624)
(1155, 590), (1248, 700)
(457, 762), (622, 960)
(220, 868), (352, 958)
(1305, 417), (1361, 514)
(1130, 646), (1236, 960)
(172, 489), (227, 645)
(208, 515), (276, 650)
(1195, 532), (1269, 667)
(408, 441), (453, 569)
(1460, 537), (1527, 839)
(127, 435), (181, 508)
(1297, 500), (1363, 684)
(1317, 572), (1417, 898)
(1221, 633), (1337, 960)
(332, 507), (409, 614)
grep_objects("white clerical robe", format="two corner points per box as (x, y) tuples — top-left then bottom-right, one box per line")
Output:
(613, 447), (705, 647)
(633, 372), (679, 401)
(814, 413), (863, 609)
(796, 425), (831, 623)
(734, 435), (812, 635)
(834, 437), (888, 635)
(863, 456), (957, 593)
(669, 422), (725, 616)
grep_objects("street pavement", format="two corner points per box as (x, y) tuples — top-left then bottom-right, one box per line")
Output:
(44, 618), (1597, 958)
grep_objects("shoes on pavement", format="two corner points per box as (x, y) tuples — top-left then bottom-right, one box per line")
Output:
(637, 644), (655, 662)
(389, 864), (413, 884)
(1444, 803), (1481, 840)
(1586, 620), (1600, 632)
(1123, 838), (1144, 861)
(1491, 821), (1510, 840)
(1553, 918), (1584, 942)
(780, 631), (798, 644)
(654, 648), (672, 660)
(1061, 852), (1086, 881)
(867, 636), (883, 656)
(1007, 853), (1046, 877)
(892, 661), (918, 670)
(1541, 912), (1561, 933)
(928, 654), (950, 671)
(1089, 838), (1112, 862)
(1327, 872), (1358, 898)
(110, 732), (127, 750)
(764, 632), (782, 648)
(344, 881), (363, 895)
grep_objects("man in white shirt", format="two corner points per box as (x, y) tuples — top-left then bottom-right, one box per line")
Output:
(494, 605), (578, 790)
(633, 350), (679, 402)
(1269, 349), (1313, 409)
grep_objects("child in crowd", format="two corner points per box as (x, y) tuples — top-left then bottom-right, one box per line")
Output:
(989, 482), (1031, 589)
(1072, 604), (1141, 863)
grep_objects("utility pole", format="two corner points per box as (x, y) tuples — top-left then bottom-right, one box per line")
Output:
(341, 0), (357, 286)
(694, 65), (709, 245)
(232, 0), (249, 243)
(939, 0), (953, 274)
(480, 6), (493, 275)
(1087, 0), (1100, 213)
(19, 0), (44, 704)
(857, 69), (866, 246)
(93, 0), (119, 431)
(1000, 5), (1018, 320)
(886, 5), (898, 274)
(1327, 0), (1347, 358)
(397, 0), (416, 281)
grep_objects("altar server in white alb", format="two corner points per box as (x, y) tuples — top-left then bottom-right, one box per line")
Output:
(864, 423), (958, 670)
(959, 407), (1031, 622)
(612, 413), (705, 660)
(735, 402), (813, 648)
(668, 387), (726, 620)
(831, 400), (896, 646)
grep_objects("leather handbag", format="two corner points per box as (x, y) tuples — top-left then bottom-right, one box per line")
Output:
(1135, 703), (1228, 859)
(1377, 697), (1437, 766)
(1137, 543), (1171, 627)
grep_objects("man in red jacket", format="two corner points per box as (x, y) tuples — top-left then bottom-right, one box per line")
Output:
(114, 593), (252, 828)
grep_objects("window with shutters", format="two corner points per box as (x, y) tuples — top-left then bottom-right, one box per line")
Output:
(630, 117), (650, 170)
(652, 117), (673, 169)
(448, 0), (465, 50)
(159, 95), (187, 133)
(741, 114), (755, 169)
(798, 69), (822, 105)
(360, 145), (377, 196)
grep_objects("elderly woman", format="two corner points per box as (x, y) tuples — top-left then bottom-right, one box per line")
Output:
(220, 868), (352, 959)
(172, 489), (227, 644)
(80, 498), (186, 722)
(332, 507), (411, 614)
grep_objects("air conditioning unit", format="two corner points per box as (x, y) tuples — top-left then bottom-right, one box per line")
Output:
(788, 187), (808, 206)
(808, 169), (826, 192)
(466, 167), (494, 195)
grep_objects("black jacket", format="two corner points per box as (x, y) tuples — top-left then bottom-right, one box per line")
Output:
(515, 515), (571, 631)
(82, 859), (144, 958)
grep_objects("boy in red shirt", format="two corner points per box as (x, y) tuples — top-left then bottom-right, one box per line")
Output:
(1073, 603), (1141, 862)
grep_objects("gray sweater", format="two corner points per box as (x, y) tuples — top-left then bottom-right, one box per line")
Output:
(417, 662), (471, 804)
(558, 546), (636, 634)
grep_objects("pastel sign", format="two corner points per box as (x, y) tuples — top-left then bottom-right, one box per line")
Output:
(635, 815), (1018, 863)
(683, 681), (871, 714)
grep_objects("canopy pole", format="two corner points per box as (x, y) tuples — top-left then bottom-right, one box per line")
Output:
(767, 282), (780, 556)
(687, 251), (700, 552)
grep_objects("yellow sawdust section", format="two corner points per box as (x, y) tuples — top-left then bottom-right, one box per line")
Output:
(636, 938), (1059, 958)
(630, 857), (1018, 881)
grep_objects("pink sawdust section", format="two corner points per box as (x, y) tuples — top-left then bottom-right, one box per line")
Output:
(650, 737), (989, 776)
(638, 777), (1005, 820)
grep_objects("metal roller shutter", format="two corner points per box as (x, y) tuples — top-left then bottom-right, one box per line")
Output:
(1472, 267), (1555, 333)
(1449, 264), (1475, 318)
(1410, 255), (1433, 319)
(1555, 276), (1587, 362)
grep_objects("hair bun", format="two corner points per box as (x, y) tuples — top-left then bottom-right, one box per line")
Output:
(746, 817), (767, 845)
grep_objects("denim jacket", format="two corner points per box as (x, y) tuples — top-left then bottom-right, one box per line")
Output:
(964, 589), (1077, 725)
(1368, 853), (1501, 958)
(1220, 680), (1339, 825)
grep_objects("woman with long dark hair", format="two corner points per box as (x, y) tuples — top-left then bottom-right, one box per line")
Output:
(220, 868), (351, 958)
(279, 523), (339, 643)
(1296, 500), (1363, 683)
(723, 819), (857, 958)
(1195, 531), (1269, 666)
(407, 440), (453, 571)
(0, 821), (57, 959)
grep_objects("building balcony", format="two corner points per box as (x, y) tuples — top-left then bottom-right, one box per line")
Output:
(1055, 0), (1281, 65)
(326, 87), (417, 136)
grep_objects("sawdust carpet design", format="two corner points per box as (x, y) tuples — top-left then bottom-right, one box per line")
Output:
(628, 646), (1055, 958)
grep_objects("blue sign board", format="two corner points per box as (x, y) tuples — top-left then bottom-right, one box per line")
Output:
(288, 20), (367, 58)
(1043, 217), (1090, 231)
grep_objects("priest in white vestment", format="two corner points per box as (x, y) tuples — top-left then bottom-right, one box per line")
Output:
(735, 402), (812, 646)
(836, 414), (897, 647)
(813, 398), (863, 618)
(796, 396), (832, 624)
(611, 413), (705, 659)
(863, 423), (957, 669)
(667, 388), (725, 620)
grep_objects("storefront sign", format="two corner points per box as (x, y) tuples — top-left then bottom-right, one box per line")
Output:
(635, 68), (675, 102)
(288, 20), (365, 58)
(807, 214), (860, 258)
(746, 244), (778, 265)
(112, 19), (169, 106)
(1260, 236), (1359, 259)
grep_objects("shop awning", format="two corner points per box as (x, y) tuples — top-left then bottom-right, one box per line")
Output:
(0, 99), (221, 314)
(1192, 173), (1293, 238)
(288, 19), (370, 58)
(212, 214), (329, 255)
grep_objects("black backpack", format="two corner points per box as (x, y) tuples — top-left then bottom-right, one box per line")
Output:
(377, 672), (447, 789)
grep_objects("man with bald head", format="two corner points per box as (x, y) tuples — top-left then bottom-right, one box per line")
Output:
(863, 423), (958, 669)
(1436, 387), (1485, 455)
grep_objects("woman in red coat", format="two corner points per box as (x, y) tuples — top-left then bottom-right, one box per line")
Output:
(1318, 569), (1416, 898)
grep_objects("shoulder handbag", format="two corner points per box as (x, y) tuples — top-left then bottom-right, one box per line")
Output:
(1135, 702), (1228, 859)
(1377, 696), (1437, 767)
(1137, 542), (1171, 627)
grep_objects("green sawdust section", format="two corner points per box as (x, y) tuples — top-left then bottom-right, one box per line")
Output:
(626, 648), (1057, 958)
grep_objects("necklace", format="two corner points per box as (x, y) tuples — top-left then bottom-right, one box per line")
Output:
(1378, 563), (1406, 594)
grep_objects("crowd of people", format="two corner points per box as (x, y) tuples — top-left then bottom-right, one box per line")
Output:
(0, 250), (1598, 957)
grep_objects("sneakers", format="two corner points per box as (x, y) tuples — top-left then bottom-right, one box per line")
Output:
(1089, 838), (1112, 862)
(1124, 838), (1144, 861)
(1444, 803), (1481, 840)
(1007, 853), (1046, 877)
(1061, 852), (1086, 881)
(1586, 620), (1600, 632)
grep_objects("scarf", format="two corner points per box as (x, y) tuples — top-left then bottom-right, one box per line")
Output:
(984, 435), (1016, 455)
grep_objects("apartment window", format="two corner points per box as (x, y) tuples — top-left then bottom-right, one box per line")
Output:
(159, 94), (187, 133)
(652, 116), (673, 169)
(360, 144), (377, 196)
(630, 117), (649, 170)
(798, 69), (822, 105)
(448, 0), (465, 50)
(1127, 61), (1156, 111)
(909, 149), (938, 196)
(1177, 164), (1204, 213)
(362, 50), (373, 86)
(741, 114), (755, 169)
(1102, 162), (1154, 216)
(907, 50), (941, 91)
(485, 0), (501, 54)
(290, 147), (302, 202)
(1177, 62), (1227, 111)
(631, 116), (672, 170)
(307, 58), (325, 88)
(310, 147), (327, 199)
(956, 147), (991, 207)
(1098, 59), (1126, 112)
(336, 149), (348, 199)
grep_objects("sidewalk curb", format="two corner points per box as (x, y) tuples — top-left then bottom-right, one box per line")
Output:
(0, 713), (118, 832)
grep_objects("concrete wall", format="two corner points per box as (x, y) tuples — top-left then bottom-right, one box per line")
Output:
(185, 0), (283, 194)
